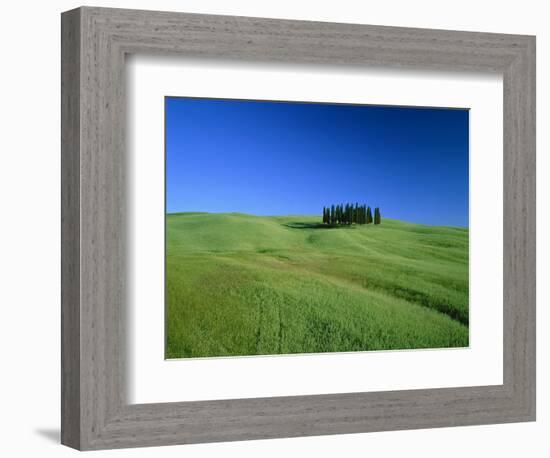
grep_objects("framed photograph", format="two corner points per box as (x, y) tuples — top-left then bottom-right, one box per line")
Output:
(61, 6), (536, 450)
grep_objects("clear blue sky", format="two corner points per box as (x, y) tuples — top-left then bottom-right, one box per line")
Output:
(166, 97), (469, 227)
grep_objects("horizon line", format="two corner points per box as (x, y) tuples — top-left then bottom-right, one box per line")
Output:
(166, 211), (469, 229)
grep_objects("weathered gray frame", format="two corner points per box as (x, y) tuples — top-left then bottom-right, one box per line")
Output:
(61, 6), (536, 451)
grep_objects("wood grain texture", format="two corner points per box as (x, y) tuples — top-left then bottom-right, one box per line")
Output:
(61, 6), (536, 450)
(60, 7), (81, 449)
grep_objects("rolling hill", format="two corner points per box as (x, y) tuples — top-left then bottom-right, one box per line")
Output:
(165, 212), (469, 358)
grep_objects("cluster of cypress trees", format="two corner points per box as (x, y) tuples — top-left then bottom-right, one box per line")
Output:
(322, 203), (381, 225)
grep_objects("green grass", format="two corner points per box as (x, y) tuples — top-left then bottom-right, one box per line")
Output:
(166, 212), (469, 358)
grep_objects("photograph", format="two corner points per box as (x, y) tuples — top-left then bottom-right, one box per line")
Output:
(165, 97), (470, 359)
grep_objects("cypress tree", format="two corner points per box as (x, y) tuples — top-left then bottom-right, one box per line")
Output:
(366, 206), (373, 224)
(374, 207), (381, 225)
(330, 205), (335, 225)
(344, 204), (349, 224)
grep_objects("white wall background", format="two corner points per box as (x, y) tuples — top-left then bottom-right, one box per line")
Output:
(0, 1), (546, 456)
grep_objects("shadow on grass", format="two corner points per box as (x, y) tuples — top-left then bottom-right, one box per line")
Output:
(283, 222), (355, 230)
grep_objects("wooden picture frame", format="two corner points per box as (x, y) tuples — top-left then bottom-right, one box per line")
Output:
(61, 6), (536, 450)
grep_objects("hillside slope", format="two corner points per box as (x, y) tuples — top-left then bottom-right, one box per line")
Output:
(166, 212), (469, 358)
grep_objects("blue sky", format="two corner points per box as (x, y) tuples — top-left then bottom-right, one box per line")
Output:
(165, 97), (469, 227)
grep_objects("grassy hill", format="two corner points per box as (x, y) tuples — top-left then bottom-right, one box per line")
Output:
(166, 212), (469, 359)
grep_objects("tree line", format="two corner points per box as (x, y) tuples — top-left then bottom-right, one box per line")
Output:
(322, 203), (381, 225)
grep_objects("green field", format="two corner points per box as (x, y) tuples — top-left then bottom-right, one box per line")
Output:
(166, 212), (469, 359)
